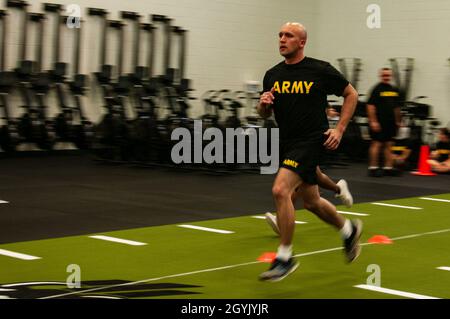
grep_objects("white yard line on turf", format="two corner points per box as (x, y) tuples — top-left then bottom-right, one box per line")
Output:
(436, 267), (450, 272)
(0, 249), (41, 261)
(177, 225), (234, 234)
(39, 227), (450, 299)
(337, 211), (370, 216)
(2, 282), (66, 288)
(89, 235), (147, 246)
(251, 216), (307, 224)
(354, 284), (440, 299)
(371, 202), (422, 210)
(82, 296), (122, 299)
(420, 197), (450, 203)
(390, 228), (450, 241)
(0, 200), (9, 204)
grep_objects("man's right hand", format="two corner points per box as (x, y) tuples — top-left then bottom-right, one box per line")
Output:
(369, 121), (381, 132)
(259, 87), (276, 107)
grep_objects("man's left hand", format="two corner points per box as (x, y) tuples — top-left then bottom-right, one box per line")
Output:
(323, 129), (343, 150)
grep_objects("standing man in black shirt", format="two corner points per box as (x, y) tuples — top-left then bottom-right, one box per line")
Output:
(257, 22), (362, 282)
(367, 68), (402, 177)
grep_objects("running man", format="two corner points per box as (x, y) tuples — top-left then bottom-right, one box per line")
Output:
(257, 22), (362, 282)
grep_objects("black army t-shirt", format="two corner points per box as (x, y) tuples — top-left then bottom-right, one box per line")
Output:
(263, 57), (349, 141)
(435, 141), (450, 162)
(367, 83), (401, 126)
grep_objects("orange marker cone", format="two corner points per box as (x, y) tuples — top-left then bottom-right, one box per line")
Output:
(411, 145), (437, 176)
(368, 235), (393, 244)
(257, 252), (277, 263)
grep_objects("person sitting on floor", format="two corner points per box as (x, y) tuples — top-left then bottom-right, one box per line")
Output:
(427, 128), (450, 173)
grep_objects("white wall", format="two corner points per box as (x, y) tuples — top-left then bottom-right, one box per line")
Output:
(314, 0), (450, 127)
(1, 0), (319, 122)
(2, 0), (448, 127)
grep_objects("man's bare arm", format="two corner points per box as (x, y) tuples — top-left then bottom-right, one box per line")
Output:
(366, 104), (381, 132)
(257, 88), (275, 119)
(335, 84), (358, 134)
(323, 83), (358, 150)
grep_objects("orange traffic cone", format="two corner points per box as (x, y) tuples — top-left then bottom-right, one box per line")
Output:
(411, 145), (437, 176)
(368, 235), (393, 244)
(257, 252), (277, 263)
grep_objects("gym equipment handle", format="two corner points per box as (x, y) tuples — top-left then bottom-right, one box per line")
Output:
(88, 8), (108, 17)
(43, 3), (62, 12)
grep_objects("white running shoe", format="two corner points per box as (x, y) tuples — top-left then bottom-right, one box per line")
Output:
(336, 179), (353, 208)
(265, 212), (280, 235)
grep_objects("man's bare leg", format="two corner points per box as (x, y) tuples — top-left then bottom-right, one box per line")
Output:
(369, 140), (382, 168)
(298, 184), (345, 228)
(383, 141), (395, 169)
(427, 159), (450, 173)
(260, 168), (301, 281)
(316, 167), (339, 193)
(266, 167), (352, 235)
(299, 183), (362, 262)
(272, 168), (301, 246)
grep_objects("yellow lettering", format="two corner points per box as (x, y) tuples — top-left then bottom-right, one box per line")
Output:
(391, 146), (407, 151)
(380, 91), (399, 97)
(291, 81), (304, 94)
(283, 159), (299, 168)
(304, 81), (314, 94)
(273, 81), (281, 93)
(282, 81), (290, 94)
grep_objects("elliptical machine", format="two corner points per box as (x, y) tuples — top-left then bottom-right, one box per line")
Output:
(120, 11), (162, 163)
(44, 3), (92, 150)
(9, 0), (54, 150)
(88, 8), (130, 161)
(0, 9), (19, 152)
(65, 14), (94, 150)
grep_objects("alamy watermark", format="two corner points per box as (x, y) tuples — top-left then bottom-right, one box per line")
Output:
(66, 264), (81, 289)
(66, 4), (81, 29)
(171, 120), (279, 174)
(366, 4), (381, 29)
(366, 264), (381, 287)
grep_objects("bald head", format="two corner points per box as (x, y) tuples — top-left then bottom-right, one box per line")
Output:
(282, 22), (307, 40)
(278, 22), (307, 62)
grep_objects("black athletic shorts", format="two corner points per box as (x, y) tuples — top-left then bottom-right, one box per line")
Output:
(369, 123), (398, 142)
(280, 137), (324, 185)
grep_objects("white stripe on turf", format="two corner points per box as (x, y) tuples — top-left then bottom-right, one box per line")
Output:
(354, 284), (440, 299)
(40, 227), (450, 299)
(0, 200), (9, 204)
(82, 296), (122, 299)
(437, 267), (450, 272)
(390, 228), (450, 241)
(251, 216), (307, 224)
(177, 225), (234, 234)
(371, 202), (422, 210)
(337, 211), (370, 216)
(420, 197), (450, 203)
(89, 235), (147, 246)
(2, 282), (66, 288)
(0, 249), (41, 260)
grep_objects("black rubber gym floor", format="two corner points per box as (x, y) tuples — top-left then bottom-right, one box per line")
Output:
(0, 153), (449, 244)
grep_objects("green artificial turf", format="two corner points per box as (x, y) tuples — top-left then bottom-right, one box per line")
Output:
(1, 194), (449, 299)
